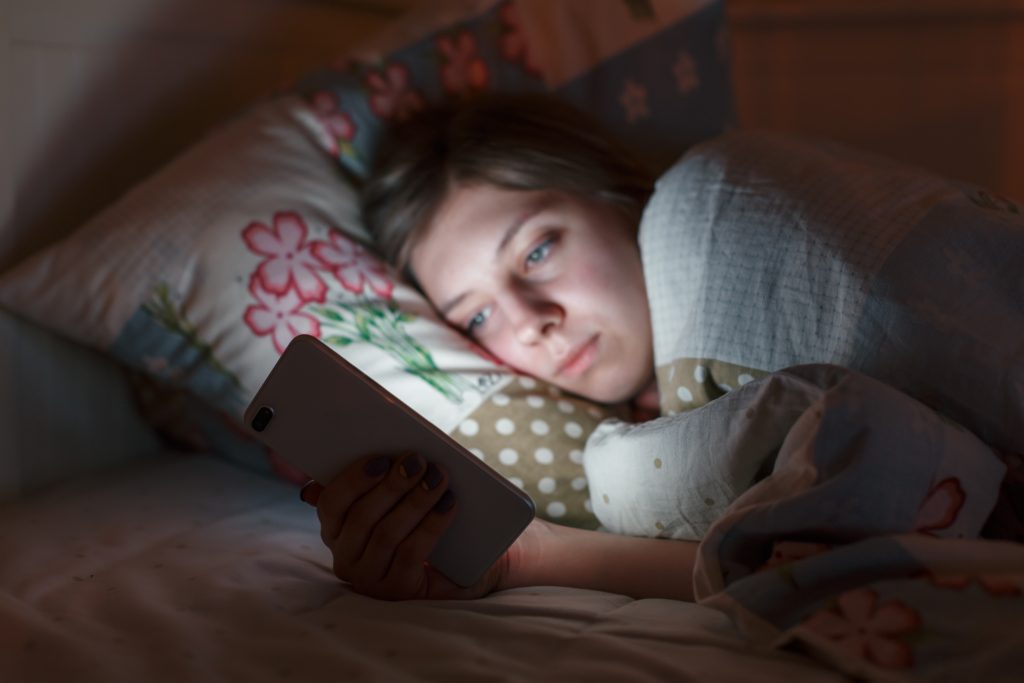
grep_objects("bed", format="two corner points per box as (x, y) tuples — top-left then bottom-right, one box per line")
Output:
(2, 1), (1021, 682)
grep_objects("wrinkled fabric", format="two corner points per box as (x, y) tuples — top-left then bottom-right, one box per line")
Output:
(584, 133), (1024, 681)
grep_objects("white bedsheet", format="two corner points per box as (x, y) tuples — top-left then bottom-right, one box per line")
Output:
(0, 454), (845, 682)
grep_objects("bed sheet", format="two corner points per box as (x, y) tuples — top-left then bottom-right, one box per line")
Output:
(0, 454), (845, 683)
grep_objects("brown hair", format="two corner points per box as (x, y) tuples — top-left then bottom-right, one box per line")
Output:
(361, 93), (654, 275)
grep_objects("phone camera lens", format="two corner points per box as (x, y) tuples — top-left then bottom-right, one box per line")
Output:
(251, 406), (274, 432)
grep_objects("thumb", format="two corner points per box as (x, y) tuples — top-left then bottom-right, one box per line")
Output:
(299, 480), (325, 506)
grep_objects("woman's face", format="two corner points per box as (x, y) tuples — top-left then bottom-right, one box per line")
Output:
(410, 182), (653, 404)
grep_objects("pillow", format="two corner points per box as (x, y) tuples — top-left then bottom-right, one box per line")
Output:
(0, 0), (735, 528)
(0, 306), (163, 502)
(0, 96), (622, 527)
(292, 0), (734, 177)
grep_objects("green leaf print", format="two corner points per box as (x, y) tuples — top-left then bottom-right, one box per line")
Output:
(143, 283), (242, 389)
(324, 335), (354, 347)
(310, 298), (473, 403)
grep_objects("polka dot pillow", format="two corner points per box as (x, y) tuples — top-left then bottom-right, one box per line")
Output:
(657, 358), (769, 414)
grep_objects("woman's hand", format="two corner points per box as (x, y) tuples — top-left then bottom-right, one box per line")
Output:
(300, 453), (698, 602)
(301, 453), (515, 601)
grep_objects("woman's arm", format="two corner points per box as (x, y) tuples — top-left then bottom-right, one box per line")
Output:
(303, 455), (697, 602)
(501, 519), (697, 601)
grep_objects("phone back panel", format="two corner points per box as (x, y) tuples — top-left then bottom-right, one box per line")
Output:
(244, 335), (535, 587)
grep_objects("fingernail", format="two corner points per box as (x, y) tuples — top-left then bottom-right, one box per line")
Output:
(433, 490), (455, 513)
(421, 463), (443, 491)
(364, 456), (391, 477)
(399, 454), (423, 478)
(299, 480), (322, 506)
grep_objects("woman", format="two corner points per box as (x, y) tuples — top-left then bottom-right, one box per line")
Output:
(299, 95), (698, 601)
(298, 94), (1023, 602)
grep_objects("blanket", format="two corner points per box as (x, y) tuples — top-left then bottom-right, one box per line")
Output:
(583, 133), (1024, 682)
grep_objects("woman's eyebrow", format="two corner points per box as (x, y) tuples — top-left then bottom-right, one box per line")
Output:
(438, 292), (467, 318)
(495, 195), (555, 260)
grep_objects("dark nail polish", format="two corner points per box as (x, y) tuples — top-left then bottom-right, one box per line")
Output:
(364, 456), (391, 477)
(434, 490), (455, 513)
(299, 480), (316, 504)
(421, 463), (443, 491)
(399, 455), (423, 478)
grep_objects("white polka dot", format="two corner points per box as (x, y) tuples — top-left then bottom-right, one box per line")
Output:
(491, 392), (511, 406)
(557, 400), (575, 414)
(538, 477), (556, 494)
(469, 448), (485, 460)
(499, 448), (519, 465)
(496, 418), (515, 435)
(584, 499), (593, 513)
(530, 419), (550, 436)
(718, 383), (733, 393)
(518, 376), (537, 389)
(509, 477), (524, 489)
(738, 373), (754, 386)
(694, 365), (708, 384)
(571, 476), (587, 491)
(546, 501), (567, 518)
(458, 419), (479, 436)
(564, 421), (583, 439)
(526, 395), (545, 409)
(676, 386), (694, 403)
(534, 448), (554, 464)
(587, 407), (603, 419)
(569, 449), (583, 464)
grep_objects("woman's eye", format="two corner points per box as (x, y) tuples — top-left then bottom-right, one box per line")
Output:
(524, 238), (554, 269)
(466, 308), (490, 335)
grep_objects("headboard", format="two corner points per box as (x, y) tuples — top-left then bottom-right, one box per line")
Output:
(0, 0), (409, 272)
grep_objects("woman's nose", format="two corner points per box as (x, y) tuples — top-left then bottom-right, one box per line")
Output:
(508, 293), (562, 345)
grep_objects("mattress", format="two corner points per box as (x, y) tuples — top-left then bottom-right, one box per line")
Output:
(0, 453), (844, 682)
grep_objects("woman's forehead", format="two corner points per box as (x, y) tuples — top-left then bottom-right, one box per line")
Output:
(410, 186), (546, 296)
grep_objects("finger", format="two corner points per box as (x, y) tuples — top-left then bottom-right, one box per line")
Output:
(333, 453), (428, 571)
(349, 464), (451, 589)
(317, 454), (394, 544)
(380, 491), (458, 596)
(299, 480), (324, 506)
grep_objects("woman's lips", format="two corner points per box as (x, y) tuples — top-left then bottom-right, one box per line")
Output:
(556, 335), (599, 379)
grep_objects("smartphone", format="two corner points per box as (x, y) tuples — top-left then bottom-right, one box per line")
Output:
(244, 334), (535, 587)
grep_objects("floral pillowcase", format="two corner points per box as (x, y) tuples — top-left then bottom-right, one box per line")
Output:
(0, 0), (733, 529)
(1, 96), (620, 527)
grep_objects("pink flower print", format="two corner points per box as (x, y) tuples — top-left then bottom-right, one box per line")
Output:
(672, 51), (700, 94)
(244, 276), (322, 354)
(913, 478), (966, 535)
(761, 540), (832, 571)
(309, 91), (355, 156)
(803, 589), (920, 670)
(620, 79), (649, 123)
(438, 31), (489, 95)
(929, 572), (1023, 597)
(364, 62), (425, 121)
(242, 212), (327, 304)
(311, 230), (394, 299)
(500, 2), (542, 77)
